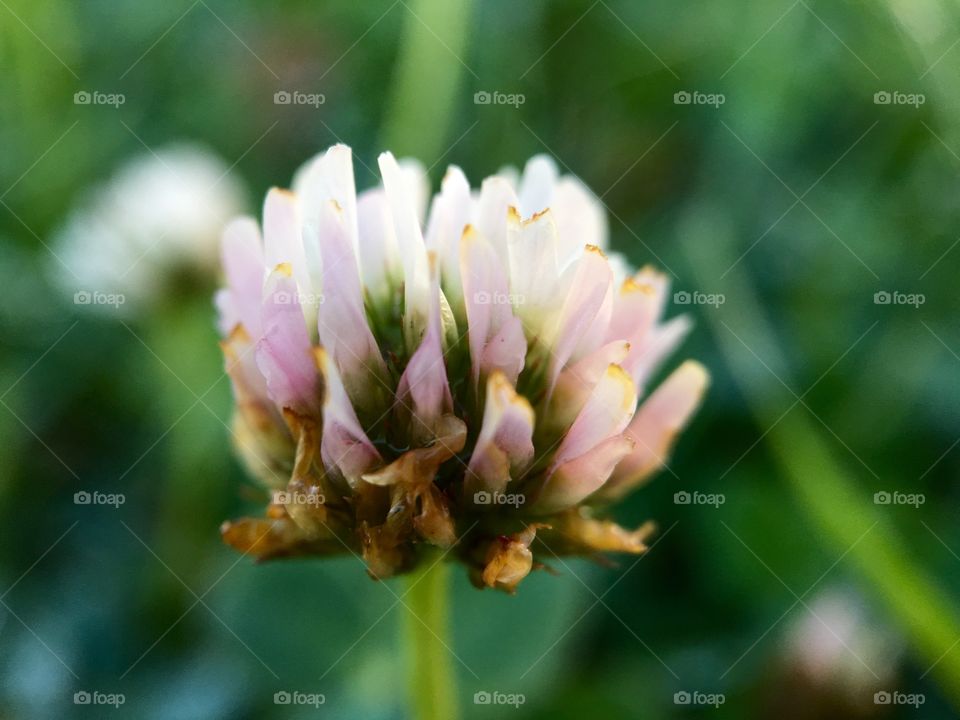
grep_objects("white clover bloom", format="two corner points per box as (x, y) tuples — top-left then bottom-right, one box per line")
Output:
(54, 144), (246, 312)
(217, 144), (707, 591)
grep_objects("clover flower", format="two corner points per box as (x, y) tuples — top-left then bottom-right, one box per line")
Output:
(217, 144), (707, 591)
(54, 144), (246, 312)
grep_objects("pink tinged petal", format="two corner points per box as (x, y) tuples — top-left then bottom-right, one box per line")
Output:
(548, 340), (631, 433)
(378, 152), (430, 348)
(506, 208), (561, 327)
(466, 372), (535, 496)
(315, 200), (388, 401)
(551, 364), (638, 468)
(316, 348), (382, 485)
(293, 144), (359, 261)
(606, 268), (670, 345)
(551, 176), (609, 264)
(601, 361), (709, 500)
(262, 188), (311, 296)
(424, 166), (471, 314)
(517, 154), (558, 218)
(475, 176), (520, 258)
(356, 188), (401, 298)
(531, 435), (635, 515)
(460, 228), (527, 387)
(625, 315), (693, 392)
(396, 256), (453, 438)
(545, 246), (615, 396)
(217, 217), (264, 337)
(255, 265), (321, 416)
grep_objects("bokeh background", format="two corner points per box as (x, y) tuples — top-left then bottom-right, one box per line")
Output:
(1, 0), (959, 717)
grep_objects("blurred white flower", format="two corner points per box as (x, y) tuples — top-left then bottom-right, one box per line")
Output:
(784, 588), (901, 697)
(53, 143), (246, 312)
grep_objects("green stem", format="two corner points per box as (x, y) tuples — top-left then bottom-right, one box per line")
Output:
(403, 556), (459, 720)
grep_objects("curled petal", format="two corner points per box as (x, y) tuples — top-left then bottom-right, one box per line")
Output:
(476, 176), (520, 258)
(262, 189), (311, 297)
(256, 265), (322, 417)
(466, 372), (535, 497)
(293, 144), (359, 261)
(625, 315), (693, 392)
(532, 434), (635, 515)
(600, 360), (709, 500)
(221, 326), (293, 488)
(552, 364), (637, 467)
(551, 176), (608, 263)
(315, 348), (382, 486)
(545, 246), (615, 396)
(396, 256), (454, 440)
(546, 340), (631, 435)
(217, 217), (264, 336)
(506, 208), (562, 336)
(517, 155), (558, 219)
(379, 152), (430, 348)
(543, 509), (655, 554)
(460, 227), (527, 387)
(357, 187), (401, 303)
(424, 166), (471, 316)
(314, 200), (388, 415)
(477, 523), (548, 593)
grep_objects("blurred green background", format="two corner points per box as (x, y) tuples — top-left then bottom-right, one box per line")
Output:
(1, 0), (960, 717)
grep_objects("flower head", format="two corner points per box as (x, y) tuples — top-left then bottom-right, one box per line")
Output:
(217, 144), (707, 591)
(54, 144), (246, 312)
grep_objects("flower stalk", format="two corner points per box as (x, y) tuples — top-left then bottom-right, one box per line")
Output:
(403, 554), (459, 720)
